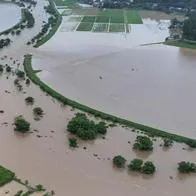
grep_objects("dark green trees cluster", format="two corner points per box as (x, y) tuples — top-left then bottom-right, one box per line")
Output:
(14, 116), (30, 133)
(178, 161), (196, 173)
(183, 11), (196, 41)
(23, 9), (35, 28)
(113, 156), (156, 174)
(113, 155), (127, 168)
(133, 136), (153, 151)
(163, 138), (173, 147)
(0, 38), (11, 49)
(67, 113), (107, 140)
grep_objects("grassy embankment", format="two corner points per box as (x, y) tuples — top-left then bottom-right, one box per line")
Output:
(33, 0), (62, 47)
(165, 40), (196, 49)
(23, 54), (196, 147)
(0, 166), (15, 186)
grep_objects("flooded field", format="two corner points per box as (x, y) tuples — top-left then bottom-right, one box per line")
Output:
(33, 17), (196, 138)
(0, 0), (196, 195)
(0, 3), (21, 32)
(0, 67), (196, 196)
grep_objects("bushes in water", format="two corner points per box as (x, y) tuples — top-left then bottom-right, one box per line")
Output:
(178, 161), (196, 173)
(25, 96), (34, 104)
(33, 107), (44, 116)
(113, 155), (126, 168)
(0, 65), (3, 72)
(133, 136), (153, 151)
(0, 38), (11, 49)
(16, 70), (25, 78)
(14, 116), (30, 133)
(141, 161), (156, 174)
(128, 159), (143, 171)
(163, 138), (173, 147)
(68, 137), (78, 148)
(67, 113), (107, 140)
(6, 65), (11, 72)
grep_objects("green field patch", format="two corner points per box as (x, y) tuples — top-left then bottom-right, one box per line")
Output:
(62, 9), (72, 15)
(76, 22), (94, 31)
(93, 23), (108, 32)
(96, 16), (110, 23)
(0, 166), (15, 186)
(99, 9), (124, 23)
(81, 16), (96, 23)
(126, 10), (143, 24)
(109, 23), (125, 32)
(68, 16), (82, 22)
(54, 0), (76, 8)
(72, 8), (100, 15)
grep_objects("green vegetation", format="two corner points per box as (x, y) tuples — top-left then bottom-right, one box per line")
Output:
(163, 138), (173, 147)
(178, 161), (196, 173)
(33, 0), (62, 47)
(128, 159), (143, 171)
(68, 137), (78, 148)
(5, 65), (11, 72)
(14, 116), (30, 133)
(133, 136), (153, 151)
(82, 16), (96, 23)
(93, 23), (108, 32)
(165, 40), (196, 49)
(96, 16), (110, 23)
(76, 22), (94, 31)
(0, 64), (3, 72)
(54, 0), (76, 8)
(23, 55), (196, 147)
(0, 38), (11, 49)
(109, 23), (124, 32)
(141, 161), (156, 174)
(113, 155), (126, 168)
(0, 166), (15, 186)
(67, 113), (107, 140)
(33, 107), (44, 116)
(126, 10), (143, 24)
(16, 70), (25, 78)
(25, 96), (34, 104)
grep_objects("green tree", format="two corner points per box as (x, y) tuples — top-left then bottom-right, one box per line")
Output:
(113, 155), (126, 168)
(133, 136), (153, 151)
(178, 161), (196, 173)
(14, 116), (30, 133)
(141, 161), (156, 174)
(68, 138), (78, 148)
(128, 159), (143, 171)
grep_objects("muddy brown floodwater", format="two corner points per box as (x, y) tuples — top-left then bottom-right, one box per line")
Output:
(0, 1), (196, 196)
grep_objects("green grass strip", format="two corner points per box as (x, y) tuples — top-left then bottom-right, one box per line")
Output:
(76, 22), (94, 31)
(23, 54), (196, 147)
(34, 0), (62, 47)
(0, 166), (15, 187)
(165, 40), (196, 49)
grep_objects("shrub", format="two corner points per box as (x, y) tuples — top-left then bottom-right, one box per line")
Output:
(163, 138), (173, 147)
(0, 64), (3, 72)
(113, 155), (126, 168)
(178, 161), (196, 173)
(25, 96), (34, 104)
(6, 66), (11, 72)
(16, 70), (25, 78)
(67, 113), (107, 140)
(26, 78), (30, 85)
(141, 161), (156, 174)
(14, 116), (30, 133)
(33, 107), (44, 116)
(14, 190), (23, 196)
(68, 137), (78, 148)
(128, 159), (143, 171)
(35, 184), (45, 191)
(133, 136), (153, 151)
(14, 79), (20, 85)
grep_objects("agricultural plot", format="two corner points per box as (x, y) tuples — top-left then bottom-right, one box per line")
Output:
(54, 0), (76, 8)
(109, 23), (125, 32)
(76, 22), (94, 31)
(93, 23), (109, 32)
(62, 7), (143, 33)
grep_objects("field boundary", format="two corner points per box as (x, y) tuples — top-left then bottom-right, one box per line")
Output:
(23, 54), (196, 147)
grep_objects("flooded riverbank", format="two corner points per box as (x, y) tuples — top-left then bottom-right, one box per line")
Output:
(0, 3), (21, 32)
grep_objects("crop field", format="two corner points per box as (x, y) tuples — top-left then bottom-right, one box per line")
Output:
(62, 8), (142, 33)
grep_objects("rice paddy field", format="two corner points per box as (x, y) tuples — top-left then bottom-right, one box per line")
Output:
(61, 8), (143, 33)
